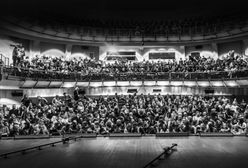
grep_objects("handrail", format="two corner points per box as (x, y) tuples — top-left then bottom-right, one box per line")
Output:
(143, 143), (177, 168)
(2, 65), (248, 81)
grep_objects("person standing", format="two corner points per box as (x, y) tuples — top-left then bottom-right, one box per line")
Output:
(74, 87), (80, 101)
(12, 46), (18, 66)
(19, 45), (25, 65)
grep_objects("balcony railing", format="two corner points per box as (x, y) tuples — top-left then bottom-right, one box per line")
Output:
(3, 66), (248, 81)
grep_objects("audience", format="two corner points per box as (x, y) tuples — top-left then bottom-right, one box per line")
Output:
(1, 50), (248, 137)
(8, 50), (248, 80)
(1, 93), (248, 137)
(20, 14), (245, 37)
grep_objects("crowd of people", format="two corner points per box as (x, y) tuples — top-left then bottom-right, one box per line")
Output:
(20, 14), (246, 37)
(1, 91), (248, 136)
(13, 50), (248, 77)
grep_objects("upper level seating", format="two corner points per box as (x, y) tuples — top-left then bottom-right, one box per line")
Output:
(2, 14), (248, 43)
(22, 14), (248, 36)
(2, 50), (248, 81)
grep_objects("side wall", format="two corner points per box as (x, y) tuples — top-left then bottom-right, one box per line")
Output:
(0, 34), (30, 64)
(1, 34), (248, 64)
(185, 44), (218, 59)
(71, 45), (99, 60)
(99, 45), (186, 62)
(242, 39), (248, 56)
(218, 41), (243, 57)
(0, 90), (22, 107)
(40, 42), (66, 57)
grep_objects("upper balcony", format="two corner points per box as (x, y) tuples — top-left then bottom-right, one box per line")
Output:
(1, 15), (248, 45)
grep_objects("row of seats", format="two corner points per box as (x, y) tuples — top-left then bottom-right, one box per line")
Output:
(11, 14), (248, 36)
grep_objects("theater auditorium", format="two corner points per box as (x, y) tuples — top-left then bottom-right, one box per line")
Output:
(0, 0), (248, 168)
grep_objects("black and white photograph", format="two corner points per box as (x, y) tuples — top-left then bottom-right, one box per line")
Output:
(0, 0), (248, 168)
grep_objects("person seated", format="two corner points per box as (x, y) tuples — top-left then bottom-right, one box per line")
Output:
(21, 94), (32, 107)
(1, 93), (248, 136)
(37, 96), (48, 107)
(52, 95), (62, 106)
(0, 122), (10, 137)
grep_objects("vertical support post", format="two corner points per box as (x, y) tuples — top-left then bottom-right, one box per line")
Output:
(212, 43), (218, 60)
(30, 40), (40, 61)
(242, 39), (248, 56)
(65, 44), (72, 60)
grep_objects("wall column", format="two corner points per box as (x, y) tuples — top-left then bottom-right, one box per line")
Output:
(65, 44), (72, 60)
(180, 46), (185, 61)
(242, 39), (248, 56)
(212, 43), (218, 59)
(29, 40), (40, 60)
(94, 46), (100, 61)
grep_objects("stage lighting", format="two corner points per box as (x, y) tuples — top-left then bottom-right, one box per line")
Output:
(117, 81), (130, 86)
(62, 82), (76, 88)
(90, 82), (102, 87)
(157, 81), (170, 86)
(103, 81), (116, 87)
(130, 81), (143, 86)
(184, 81), (197, 87)
(170, 81), (183, 86)
(197, 81), (210, 87)
(224, 81), (238, 87)
(76, 82), (89, 87)
(144, 81), (156, 86)
(210, 81), (224, 87)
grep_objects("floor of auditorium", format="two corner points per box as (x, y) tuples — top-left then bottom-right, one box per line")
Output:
(0, 136), (248, 168)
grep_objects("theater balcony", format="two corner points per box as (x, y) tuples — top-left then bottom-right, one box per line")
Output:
(1, 66), (248, 89)
(1, 15), (248, 45)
